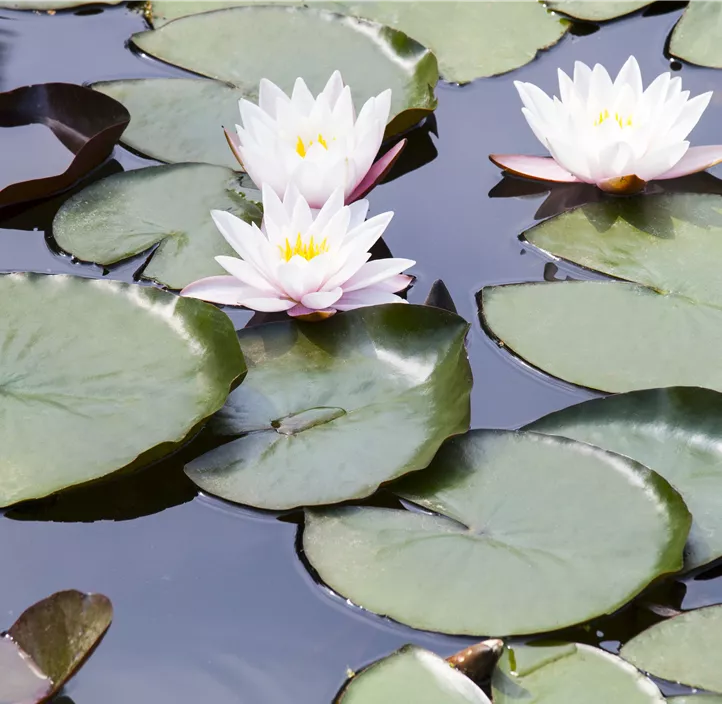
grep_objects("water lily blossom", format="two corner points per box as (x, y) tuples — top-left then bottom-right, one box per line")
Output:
(491, 56), (722, 194)
(225, 71), (405, 208)
(180, 185), (414, 320)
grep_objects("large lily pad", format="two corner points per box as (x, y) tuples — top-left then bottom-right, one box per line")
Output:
(546, 1), (653, 21)
(522, 194), (722, 306)
(7, 591), (113, 701)
(336, 645), (491, 703)
(492, 643), (664, 703)
(52, 163), (261, 290)
(480, 281), (722, 393)
(0, 274), (243, 507)
(303, 429), (690, 636)
(0, 638), (51, 704)
(93, 79), (243, 170)
(670, 2), (722, 69)
(528, 388), (722, 571)
(148, 1), (567, 84)
(185, 304), (472, 510)
(131, 5), (438, 136)
(621, 605), (722, 693)
(327, 2), (568, 84)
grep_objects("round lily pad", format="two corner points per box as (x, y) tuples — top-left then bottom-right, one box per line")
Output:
(670, 2), (722, 69)
(148, 1), (568, 84)
(546, 1), (653, 21)
(522, 194), (722, 307)
(303, 429), (690, 636)
(528, 387), (722, 571)
(0, 274), (244, 507)
(337, 645), (491, 703)
(131, 5), (439, 136)
(52, 163), (261, 290)
(185, 304), (472, 510)
(621, 605), (722, 693)
(492, 643), (664, 703)
(480, 281), (722, 393)
(93, 79), (243, 170)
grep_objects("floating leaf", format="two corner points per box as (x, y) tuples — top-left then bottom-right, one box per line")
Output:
(621, 605), (722, 693)
(480, 280), (722, 393)
(0, 83), (128, 208)
(7, 591), (113, 700)
(148, 1), (567, 84)
(0, 638), (51, 704)
(53, 163), (261, 290)
(0, 274), (244, 507)
(670, 2), (722, 70)
(132, 6), (438, 136)
(668, 698), (722, 703)
(546, 1), (653, 21)
(528, 387), (722, 571)
(492, 643), (664, 703)
(93, 79), (243, 170)
(303, 429), (690, 636)
(336, 645), (491, 703)
(522, 194), (722, 306)
(0, 1), (121, 8)
(149, 1), (296, 26)
(186, 304), (471, 510)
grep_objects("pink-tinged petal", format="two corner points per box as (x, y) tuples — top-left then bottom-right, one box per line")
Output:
(215, 255), (279, 294)
(342, 258), (415, 293)
(655, 145), (722, 180)
(346, 139), (407, 203)
(366, 273), (412, 293)
(287, 303), (337, 320)
(489, 154), (580, 183)
(239, 296), (297, 313)
(301, 287), (343, 310)
(224, 127), (244, 170)
(335, 290), (407, 311)
(180, 276), (290, 310)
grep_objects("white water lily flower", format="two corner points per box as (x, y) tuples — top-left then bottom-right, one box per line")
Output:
(491, 56), (722, 194)
(180, 185), (414, 320)
(225, 71), (405, 208)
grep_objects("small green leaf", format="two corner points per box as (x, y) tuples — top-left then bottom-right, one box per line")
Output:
(670, 1), (722, 69)
(186, 304), (472, 510)
(53, 163), (261, 290)
(303, 429), (690, 636)
(621, 605), (722, 693)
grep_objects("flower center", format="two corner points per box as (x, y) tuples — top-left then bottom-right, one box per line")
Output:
(295, 133), (329, 158)
(279, 233), (329, 262)
(594, 109), (633, 128)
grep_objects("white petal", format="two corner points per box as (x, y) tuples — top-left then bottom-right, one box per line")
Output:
(667, 91), (713, 142)
(291, 76), (315, 114)
(321, 70), (344, 108)
(215, 255), (279, 294)
(342, 258), (415, 292)
(258, 78), (290, 118)
(633, 141), (689, 181)
(614, 56), (643, 98)
(301, 287), (343, 310)
(343, 211), (393, 252)
(211, 211), (274, 272)
(239, 295), (297, 312)
(348, 200), (370, 229)
(573, 61), (593, 100)
(180, 276), (292, 310)
(334, 289), (407, 311)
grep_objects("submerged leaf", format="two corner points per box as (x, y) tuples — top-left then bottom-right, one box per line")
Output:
(186, 304), (472, 510)
(303, 429), (690, 636)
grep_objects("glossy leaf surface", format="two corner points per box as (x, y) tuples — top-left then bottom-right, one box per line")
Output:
(546, 1), (653, 21)
(0, 274), (244, 506)
(492, 643), (664, 703)
(304, 429), (690, 635)
(53, 163), (261, 290)
(337, 645), (491, 703)
(186, 304), (472, 510)
(670, 2), (722, 69)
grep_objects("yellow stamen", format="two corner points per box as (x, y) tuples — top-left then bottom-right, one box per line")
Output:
(296, 136), (306, 158)
(279, 233), (329, 262)
(317, 133), (328, 149)
(594, 108), (633, 128)
(295, 133), (330, 158)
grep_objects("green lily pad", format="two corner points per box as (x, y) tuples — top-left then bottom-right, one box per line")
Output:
(0, 274), (244, 507)
(621, 605), (722, 692)
(0, 638), (51, 704)
(7, 591), (113, 700)
(546, 1), (653, 21)
(303, 429), (690, 636)
(131, 5), (438, 136)
(148, 1), (567, 84)
(185, 304), (471, 510)
(52, 163), (261, 290)
(337, 645), (491, 703)
(528, 387), (722, 571)
(492, 643), (664, 703)
(0, 0), (121, 8)
(480, 281), (722, 393)
(670, 2), (722, 69)
(522, 194), (722, 306)
(93, 79), (243, 170)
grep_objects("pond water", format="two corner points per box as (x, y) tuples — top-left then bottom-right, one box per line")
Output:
(0, 2), (719, 702)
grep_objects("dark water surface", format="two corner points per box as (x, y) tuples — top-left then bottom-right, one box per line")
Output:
(0, 3), (720, 702)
